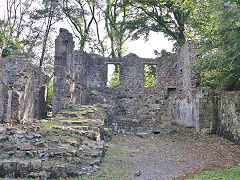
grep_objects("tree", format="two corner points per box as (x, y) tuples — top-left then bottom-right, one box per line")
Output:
(105, 0), (133, 57)
(59, 0), (133, 58)
(144, 64), (156, 88)
(127, 0), (191, 48)
(188, 0), (240, 91)
(1, 0), (33, 57)
(60, 0), (97, 51)
(107, 64), (120, 88)
(30, 0), (62, 68)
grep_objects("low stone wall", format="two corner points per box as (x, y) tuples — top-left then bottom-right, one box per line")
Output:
(194, 88), (217, 134)
(217, 92), (240, 144)
(1, 56), (49, 124)
(187, 90), (240, 144)
(0, 104), (111, 179)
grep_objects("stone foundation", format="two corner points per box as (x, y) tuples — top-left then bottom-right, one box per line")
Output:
(0, 104), (110, 179)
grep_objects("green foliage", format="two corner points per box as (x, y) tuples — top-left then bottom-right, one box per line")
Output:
(60, 0), (97, 51)
(105, 0), (133, 57)
(190, 165), (240, 179)
(1, 38), (25, 57)
(127, 0), (191, 48)
(107, 65), (120, 88)
(0, 0), (32, 58)
(144, 64), (156, 88)
(154, 49), (173, 58)
(0, 20), (24, 57)
(47, 78), (53, 113)
(81, 136), (130, 179)
(187, 0), (240, 91)
(0, 0), (58, 73)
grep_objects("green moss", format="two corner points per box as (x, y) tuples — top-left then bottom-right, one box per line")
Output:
(176, 158), (188, 163)
(35, 122), (62, 134)
(58, 119), (96, 123)
(39, 119), (48, 122)
(45, 134), (78, 144)
(186, 165), (240, 180)
(80, 139), (130, 180)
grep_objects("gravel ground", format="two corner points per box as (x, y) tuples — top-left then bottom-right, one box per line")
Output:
(99, 126), (240, 180)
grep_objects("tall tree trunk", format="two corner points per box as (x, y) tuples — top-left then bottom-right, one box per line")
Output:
(39, 3), (54, 68)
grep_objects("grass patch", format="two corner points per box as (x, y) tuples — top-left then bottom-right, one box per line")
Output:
(80, 136), (130, 179)
(186, 165), (240, 179)
(176, 158), (188, 163)
(45, 134), (78, 145)
(58, 119), (96, 123)
(35, 122), (65, 134)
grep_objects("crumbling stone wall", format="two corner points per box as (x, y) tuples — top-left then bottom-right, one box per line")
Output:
(1, 56), (49, 124)
(217, 92), (240, 144)
(0, 80), (8, 123)
(175, 41), (199, 127)
(0, 59), (8, 123)
(191, 91), (240, 143)
(53, 29), (240, 144)
(192, 88), (217, 133)
(53, 29), (177, 133)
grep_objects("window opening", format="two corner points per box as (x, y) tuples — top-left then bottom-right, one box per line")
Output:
(144, 64), (156, 88)
(167, 88), (176, 97)
(107, 64), (119, 88)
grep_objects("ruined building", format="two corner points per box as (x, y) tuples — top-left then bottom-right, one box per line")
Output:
(0, 28), (239, 142)
(0, 29), (239, 179)
(0, 56), (48, 124)
(53, 29), (206, 133)
(53, 29), (240, 143)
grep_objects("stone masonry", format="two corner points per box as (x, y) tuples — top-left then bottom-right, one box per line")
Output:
(0, 104), (109, 179)
(217, 92), (240, 144)
(0, 58), (8, 123)
(0, 28), (240, 179)
(53, 29), (240, 141)
(1, 56), (49, 124)
(53, 29), (199, 133)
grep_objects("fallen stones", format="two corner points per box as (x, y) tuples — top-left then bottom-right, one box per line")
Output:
(134, 170), (141, 176)
(18, 142), (33, 151)
(0, 104), (112, 179)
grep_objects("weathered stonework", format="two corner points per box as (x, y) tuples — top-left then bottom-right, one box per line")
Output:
(192, 88), (217, 133)
(0, 104), (109, 179)
(53, 29), (178, 133)
(0, 58), (8, 123)
(175, 41), (199, 127)
(1, 56), (49, 124)
(53, 29), (240, 145)
(217, 92), (240, 144)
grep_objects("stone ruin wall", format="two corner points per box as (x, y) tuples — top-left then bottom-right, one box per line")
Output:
(0, 56), (49, 124)
(175, 41), (201, 128)
(53, 29), (240, 140)
(217, 92), (240, 144)
(0, 79), (8, 124)
(0, 58), (8, 123)
(53, 29), (195, 133)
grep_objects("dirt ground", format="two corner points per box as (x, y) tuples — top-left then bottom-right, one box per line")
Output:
(88, 126), (240, 180)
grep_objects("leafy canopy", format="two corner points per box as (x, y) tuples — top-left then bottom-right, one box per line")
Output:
(187, 0), (240, 91)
